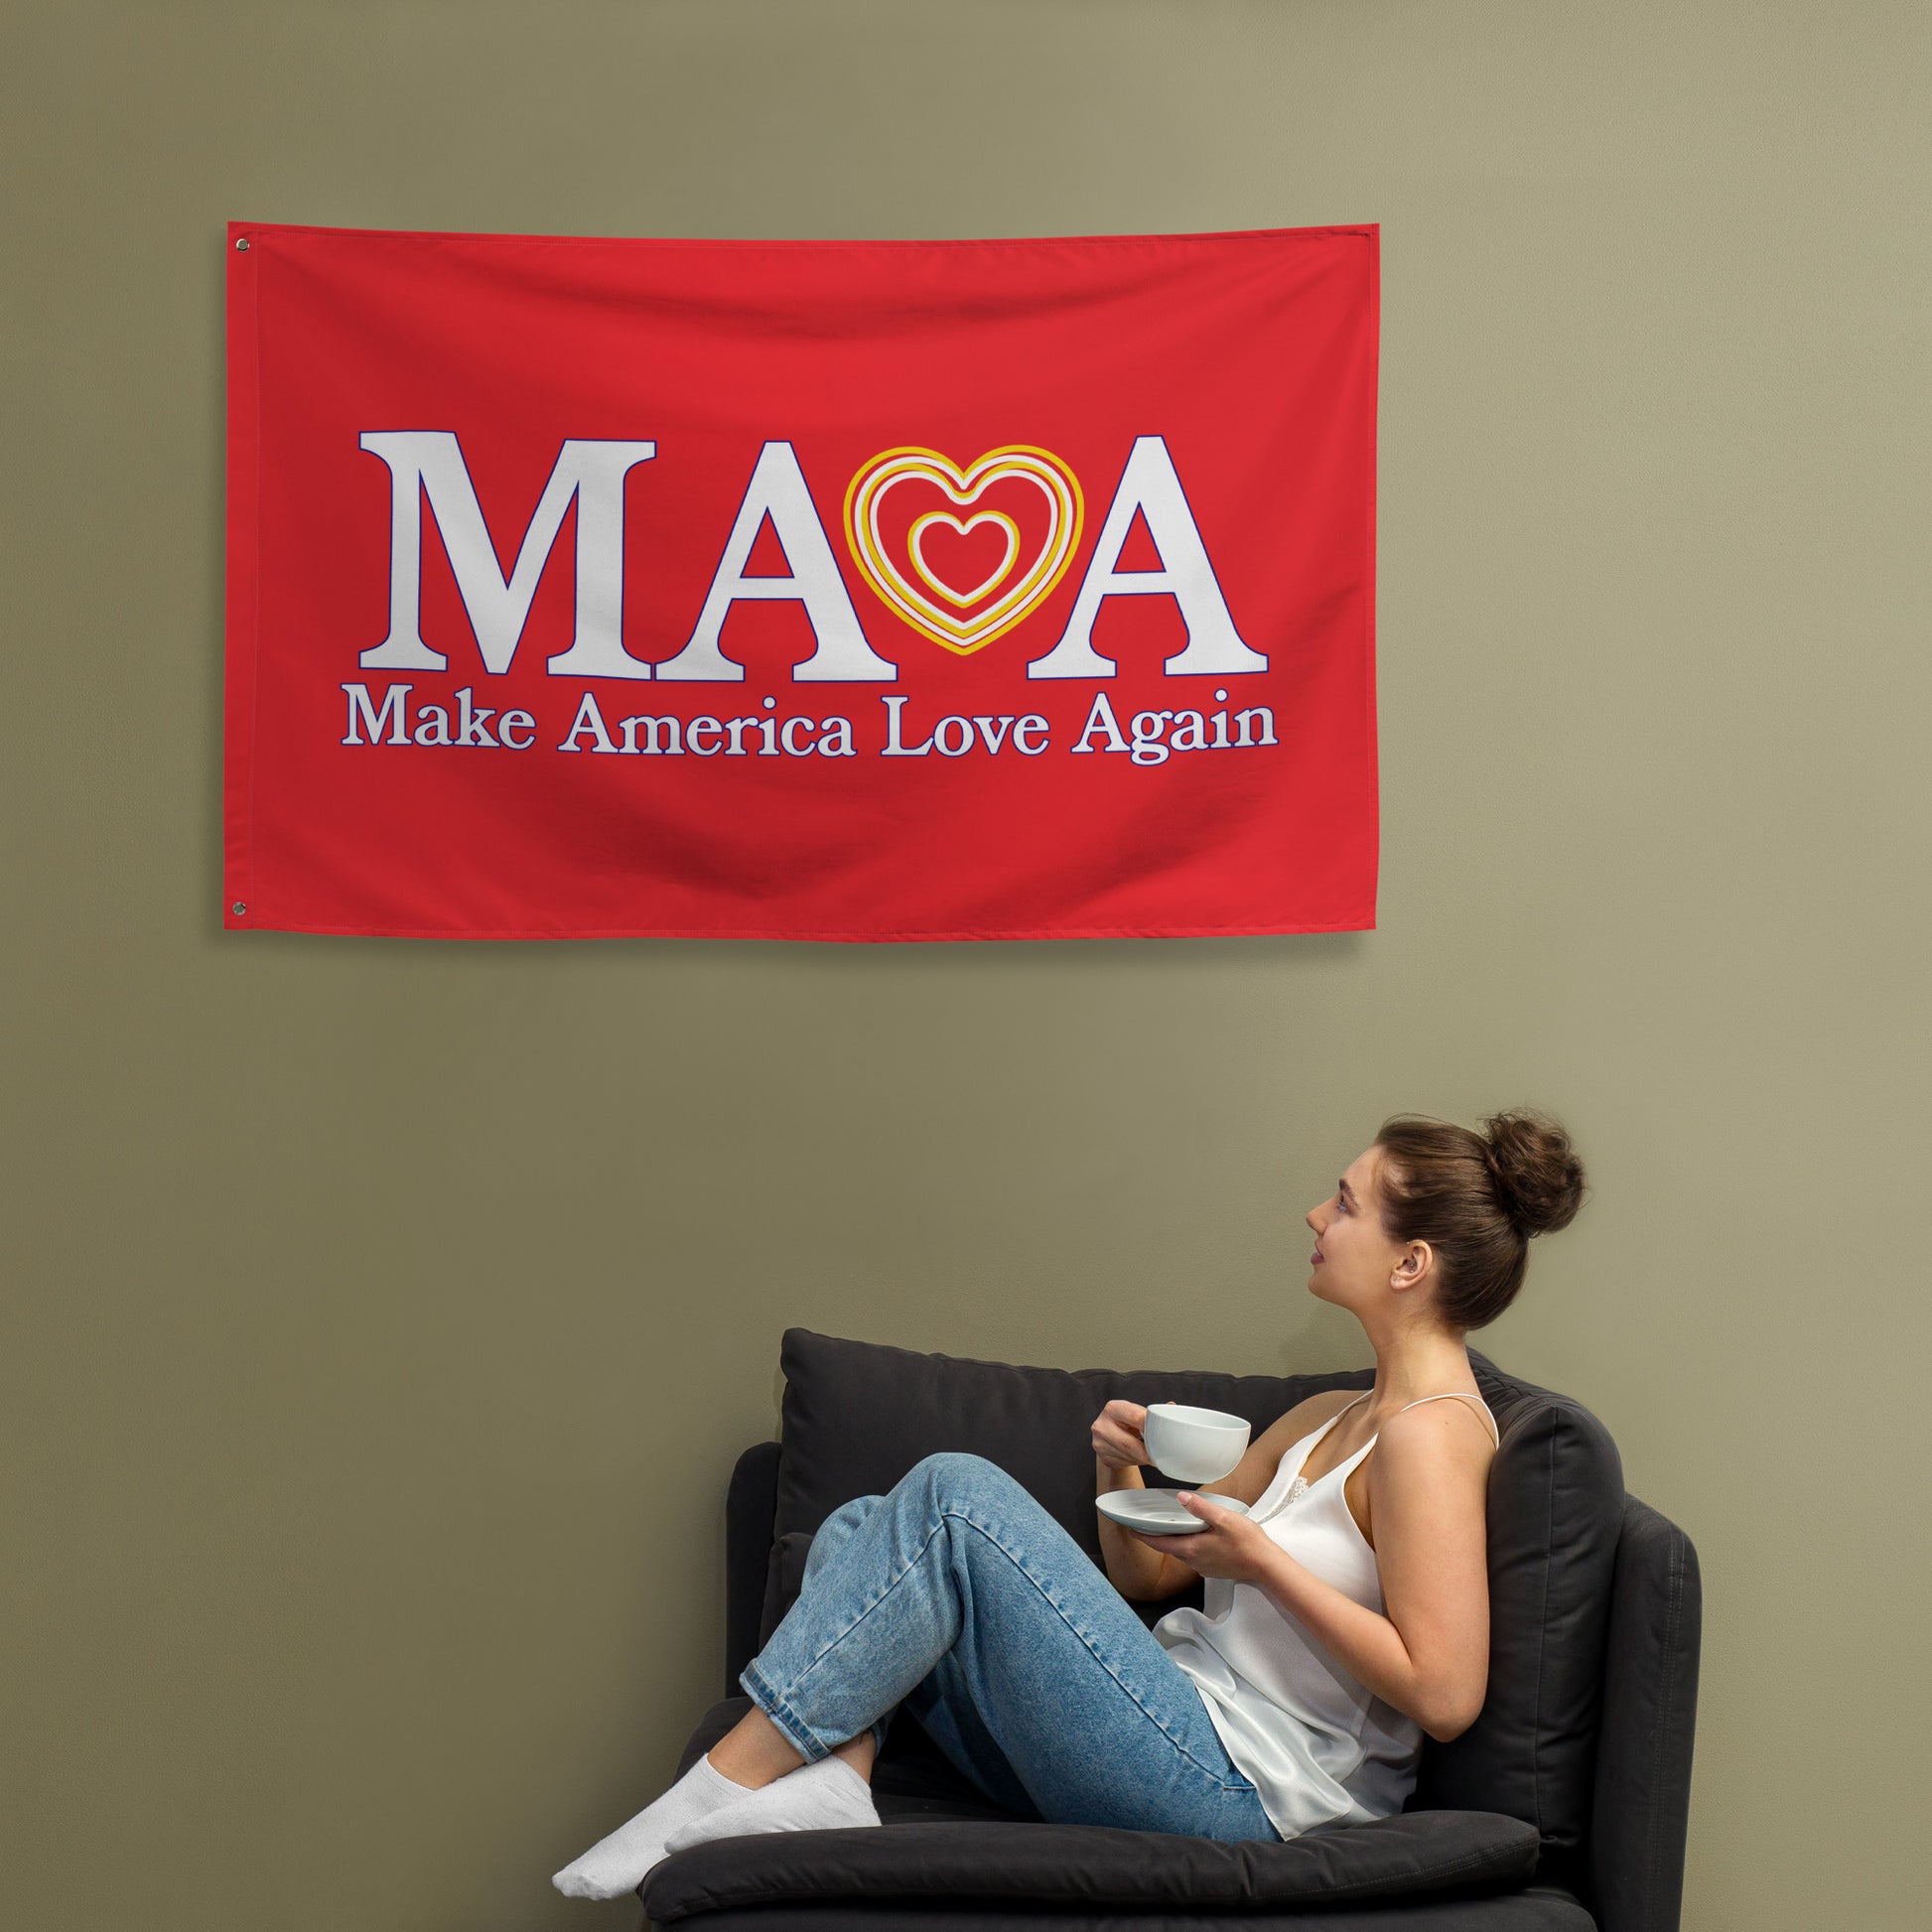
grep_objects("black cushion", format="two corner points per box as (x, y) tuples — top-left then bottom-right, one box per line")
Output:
(664, 1702), (1576, 1928)
(668, 1700), (1547, 1918)
(765, 1330), (1623, 1886)
(644, 1806), (1541, 1923)
(644, 1898), (1593, 1932)
(771, 1327), (1364, 1559)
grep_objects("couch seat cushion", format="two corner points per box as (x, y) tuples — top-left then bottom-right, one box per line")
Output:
(641, 1808), (1542, 1924)
(664, 1691), (1540, 1920)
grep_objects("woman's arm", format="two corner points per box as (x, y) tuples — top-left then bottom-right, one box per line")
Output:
(1098, 1464), (1195, 1600)
(1093, 1402), (1195, 1599)
(1174, 1402), (1495, 1740)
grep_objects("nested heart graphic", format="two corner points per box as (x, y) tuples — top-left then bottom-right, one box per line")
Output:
(844, 446), (1084, 654)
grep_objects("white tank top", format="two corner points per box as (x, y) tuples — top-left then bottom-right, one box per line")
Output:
(1153, 1389), (1501, 1841)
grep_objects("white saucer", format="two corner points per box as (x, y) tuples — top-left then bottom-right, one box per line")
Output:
(1096, 1489), (1252, 1535)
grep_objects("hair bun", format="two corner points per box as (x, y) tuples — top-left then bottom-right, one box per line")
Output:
(1480, 1109), (1587, 1236)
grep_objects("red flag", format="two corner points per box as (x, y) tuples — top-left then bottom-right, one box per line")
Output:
(224, 220), (1378, 939)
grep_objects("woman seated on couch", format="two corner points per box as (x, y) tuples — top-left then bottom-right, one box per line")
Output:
(554, 1109), (1587, 1899)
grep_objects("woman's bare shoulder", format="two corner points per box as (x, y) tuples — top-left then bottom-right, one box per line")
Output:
(1255, 1385), (1365, 1452)
(1203, 1386), (1363, 1505)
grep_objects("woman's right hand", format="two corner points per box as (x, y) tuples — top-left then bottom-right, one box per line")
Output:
(1092, 1399), (1152, 1470)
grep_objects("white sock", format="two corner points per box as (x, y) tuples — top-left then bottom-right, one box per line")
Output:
(551, 1751), (751, 1899)
(662, 1754), (881, 1854)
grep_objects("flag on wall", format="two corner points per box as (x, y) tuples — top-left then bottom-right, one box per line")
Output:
(223, 220), (1378, 939)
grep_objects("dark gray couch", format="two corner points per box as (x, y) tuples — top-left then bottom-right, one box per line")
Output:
(641, 1329), (1700, 1931)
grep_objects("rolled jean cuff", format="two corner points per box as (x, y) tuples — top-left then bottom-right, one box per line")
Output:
(740, 1661), (831, 1762)
(741, 1661), (893, 1762)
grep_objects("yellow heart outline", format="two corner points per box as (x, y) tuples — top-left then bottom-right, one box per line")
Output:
(844, 445), (1084, 654)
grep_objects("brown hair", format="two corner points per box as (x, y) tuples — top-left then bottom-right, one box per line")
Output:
(1373, 1109), (1587, 1331)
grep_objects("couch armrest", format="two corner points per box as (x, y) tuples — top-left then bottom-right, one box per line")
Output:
(724, 1442), (781, 1700)
(1588, 1494), (1702, 1932)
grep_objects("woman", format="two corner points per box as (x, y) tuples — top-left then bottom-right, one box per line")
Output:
(553, 1108), (1587, 1899)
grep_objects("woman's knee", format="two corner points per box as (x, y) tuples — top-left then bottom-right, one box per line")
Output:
(902, 1450), (1030, 1510)
(803, 1493), (885, 1577)
(824, 1492), (887, 1533)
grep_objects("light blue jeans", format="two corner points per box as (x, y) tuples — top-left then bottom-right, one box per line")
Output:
(741, 1451), (1281, 1842)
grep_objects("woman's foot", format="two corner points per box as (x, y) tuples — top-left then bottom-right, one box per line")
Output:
(551, 1753), (752, 1899)
(663, 1753), (881, 1854)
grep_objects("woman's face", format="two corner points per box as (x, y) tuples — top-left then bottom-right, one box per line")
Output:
(1305, 1145), (1408, 1311)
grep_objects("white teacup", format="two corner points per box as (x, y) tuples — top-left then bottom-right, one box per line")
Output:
(1142, 1403), (1251, 1484)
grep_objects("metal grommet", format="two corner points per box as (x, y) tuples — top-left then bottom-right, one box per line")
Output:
(231, 900), (247, 915)
(233, 237), (249, 251)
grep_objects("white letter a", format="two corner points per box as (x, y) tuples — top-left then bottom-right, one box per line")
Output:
(1028, 435), (1267, 680)
(656, 443), (897, 683)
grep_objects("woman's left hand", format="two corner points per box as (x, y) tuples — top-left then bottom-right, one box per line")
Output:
(1129, 1495), (1275, 1583)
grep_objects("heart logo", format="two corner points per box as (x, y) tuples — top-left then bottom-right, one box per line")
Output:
(844, 446), (1083, 654)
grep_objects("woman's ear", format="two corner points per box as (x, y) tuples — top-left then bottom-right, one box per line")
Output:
(1390, 1240), (1434, 1291)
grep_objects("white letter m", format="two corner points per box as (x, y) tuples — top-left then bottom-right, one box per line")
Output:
(358, 431), (656, 678)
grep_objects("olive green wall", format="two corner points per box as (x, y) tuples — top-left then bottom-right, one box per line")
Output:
(5, 3), (1925, 1928)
